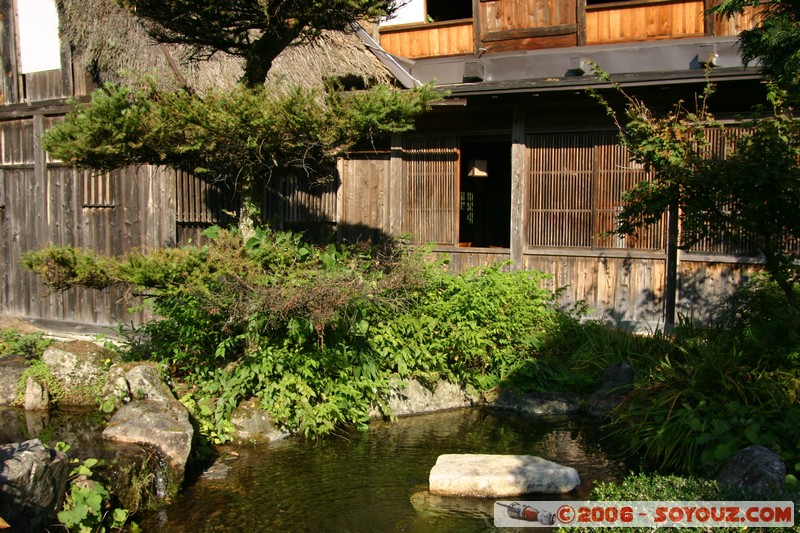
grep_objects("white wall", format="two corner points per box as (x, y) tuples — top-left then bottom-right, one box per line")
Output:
(17, 0), (62, 73)
(381, 0), (426, 26)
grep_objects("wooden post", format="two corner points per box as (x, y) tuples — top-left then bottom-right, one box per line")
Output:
(510, 107), (526, 270)
(472, 0), (482, 54)
(664, 203), (679, 331)
(388, 133), (403, 237)
(0, 0), (20, 104)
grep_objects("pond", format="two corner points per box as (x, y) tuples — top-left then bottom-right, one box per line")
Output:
(139, 408), (626, 532)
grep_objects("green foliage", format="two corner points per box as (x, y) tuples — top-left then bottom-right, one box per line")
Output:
(588, 472), (724, 502)
(503, 315), (672, 394)
(0, 329), (54, 358)
(25, 227), (560, 440)
(606, 280), (800, 476)
(57, 449), (134, 533)
(22, 246), (115, 291)
(42, 81), (441, 223)
(714, 0), (800, 102)
(592, 69), (800, 307)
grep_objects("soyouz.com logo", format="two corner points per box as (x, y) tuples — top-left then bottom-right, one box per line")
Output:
(493, 501), (795, 528)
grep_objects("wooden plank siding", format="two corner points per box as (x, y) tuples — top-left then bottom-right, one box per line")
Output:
(527, 132), (664, 250)
(379, 20), (474, 59)
(480, 0), (580, 51)
(339, 152), (391, 242)
(586, 0), (705, 44)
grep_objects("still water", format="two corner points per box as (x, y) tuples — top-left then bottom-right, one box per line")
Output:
(140, 408), (626, 533)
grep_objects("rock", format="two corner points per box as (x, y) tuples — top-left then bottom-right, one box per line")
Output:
(122, 364), (174, 403)
(587, 361), (634, 417)
(716, 445), (786, 496)
(489, 389), (580, 416)
(102, 363), (174, 411)
(43, 340), (116, 405)
(0, 438), (69, 532)
(103, 399), (193, 494)
(230, 398), (289, 443)
(24, 377), (50, 411)
(373, 379), (477, 418)
(101, 363), (193, 497)
(0, 354), (27, 405)
(429, 454), (580, 497)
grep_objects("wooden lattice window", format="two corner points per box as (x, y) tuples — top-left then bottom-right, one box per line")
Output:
(402, 137), (459, 245)
(81, 170), (115, 208)
(526, 132), (664, 250)
(175, 169), (239, 224)
(687, 127), (760, 255)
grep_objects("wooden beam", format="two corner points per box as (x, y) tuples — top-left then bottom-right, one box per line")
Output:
(482, 24), (578, 42)
(472, 0), (482, 55)
(510, 107), (526, 270)
(664, 203), (679, 331)
(577, 0), (587, 46)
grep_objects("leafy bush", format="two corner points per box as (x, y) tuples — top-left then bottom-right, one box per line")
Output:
(0, 329), (54, 358)
(606, 279), (800, 476)
(24, 227), (561, 439)
(55, 443), (134, 533)
(503, 315), (672, 394)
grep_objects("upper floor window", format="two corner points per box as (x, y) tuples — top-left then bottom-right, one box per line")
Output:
(382, 0), (472, 27)
(17, 0), (62, 73)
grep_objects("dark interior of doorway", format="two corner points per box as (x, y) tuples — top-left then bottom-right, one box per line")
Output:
(459, 141), (511, 248)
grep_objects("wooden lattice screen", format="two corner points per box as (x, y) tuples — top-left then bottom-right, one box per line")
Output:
(402, 137), (459, 245)
(527, 132), (664, 250)
(687, 127), (760, 255)
(175, 169), (237, 224)
(81, 170), (115, 208)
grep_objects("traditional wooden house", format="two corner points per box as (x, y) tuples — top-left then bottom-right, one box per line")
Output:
(0, 0), (768, 330)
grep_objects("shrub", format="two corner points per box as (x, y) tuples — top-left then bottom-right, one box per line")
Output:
(24, 227), (562, 439)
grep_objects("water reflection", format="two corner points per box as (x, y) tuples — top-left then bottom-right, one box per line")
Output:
(140, 408), (625, 532)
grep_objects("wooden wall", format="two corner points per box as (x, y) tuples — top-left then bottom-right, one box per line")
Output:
(0, 104), (238, 326)
(379, 20), (474, 59)
(379, 0), (764, 58)
(586, 0), (704, 44)
(338, 152), (391, 242)
(479, 0), (580, 51)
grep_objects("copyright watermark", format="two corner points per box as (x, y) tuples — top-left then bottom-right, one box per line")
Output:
(494, 500), (795, 527)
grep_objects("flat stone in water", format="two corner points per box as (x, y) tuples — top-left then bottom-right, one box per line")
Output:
(429, 454), (580, 497)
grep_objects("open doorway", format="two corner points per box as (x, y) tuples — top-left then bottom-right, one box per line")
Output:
(459, 141), (511, 248)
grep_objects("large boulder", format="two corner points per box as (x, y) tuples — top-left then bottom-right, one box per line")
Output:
(373, 379), (477, 418)
(488, 389), (580, 416)
(0, 438), (69, 532)
(43, 340), (117, 406)
(429, 454), (580, 497)
(0, 354), (27, 405)
(102, 364), (193, 497)
(716, 445), (786, 496)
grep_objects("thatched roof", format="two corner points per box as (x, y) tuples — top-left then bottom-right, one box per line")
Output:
(56, 0), (394, 94)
